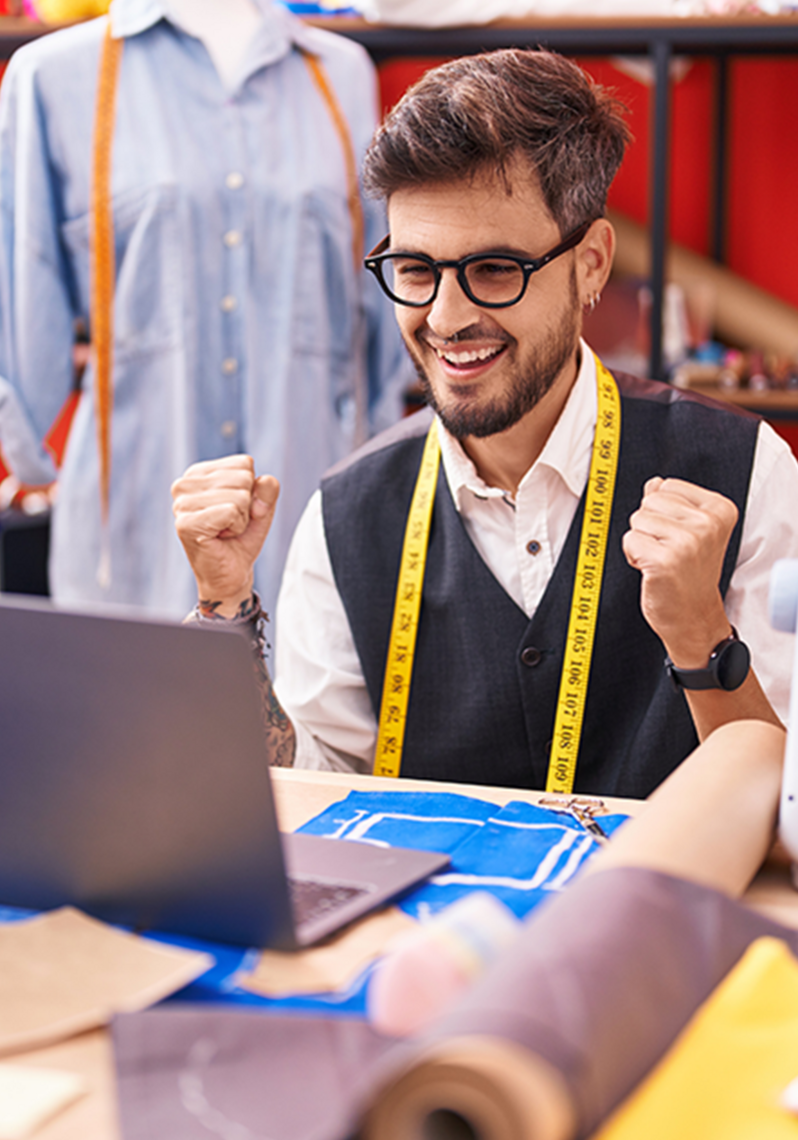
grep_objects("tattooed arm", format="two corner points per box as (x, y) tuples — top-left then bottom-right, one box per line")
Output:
(172, 455), (295, 767)
(185, 594), (296, 767)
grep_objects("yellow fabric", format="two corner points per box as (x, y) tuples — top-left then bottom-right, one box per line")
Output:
(35, 0), (110, 19)
(594, 937), (798, 1140)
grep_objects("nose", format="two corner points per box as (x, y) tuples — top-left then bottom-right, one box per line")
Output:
(425, 267), (483, 341)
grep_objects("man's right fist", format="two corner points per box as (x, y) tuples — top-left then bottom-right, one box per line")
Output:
(171, 455), (279, 616)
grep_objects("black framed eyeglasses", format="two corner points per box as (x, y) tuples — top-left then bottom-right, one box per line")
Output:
(364, 221), (593, 309)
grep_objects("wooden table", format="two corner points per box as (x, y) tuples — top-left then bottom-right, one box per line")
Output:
(270, 766), (642, 831)
(12, 767), (798, 1139)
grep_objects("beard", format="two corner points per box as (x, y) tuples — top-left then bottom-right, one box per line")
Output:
(409, 269), (581, 441)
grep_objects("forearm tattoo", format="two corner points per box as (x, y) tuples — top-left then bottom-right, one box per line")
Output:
(186, 594), (296, 767)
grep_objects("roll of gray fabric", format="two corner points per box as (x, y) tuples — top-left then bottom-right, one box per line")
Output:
(379, 866), (798, 1139)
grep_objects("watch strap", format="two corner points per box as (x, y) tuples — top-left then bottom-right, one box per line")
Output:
(665, 628), (750, 693)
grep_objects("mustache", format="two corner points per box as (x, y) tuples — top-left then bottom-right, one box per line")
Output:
(419, 325), (513, 349)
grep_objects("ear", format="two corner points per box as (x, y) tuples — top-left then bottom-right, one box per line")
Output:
(575, 218), (615, 307)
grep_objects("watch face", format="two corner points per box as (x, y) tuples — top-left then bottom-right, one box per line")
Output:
(716, 639), (750, 691)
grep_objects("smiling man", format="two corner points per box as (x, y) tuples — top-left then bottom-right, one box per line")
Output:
(172, 49), (798, 796)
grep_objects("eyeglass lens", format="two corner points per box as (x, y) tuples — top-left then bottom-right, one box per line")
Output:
(382, 255), (526, 307)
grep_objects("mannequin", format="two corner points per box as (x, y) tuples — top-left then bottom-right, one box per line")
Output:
(164, 0), (261, 89)
(0, 0), (410, 621)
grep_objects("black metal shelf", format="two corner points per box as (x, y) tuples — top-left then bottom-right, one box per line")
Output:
(306, 14), (798, 59)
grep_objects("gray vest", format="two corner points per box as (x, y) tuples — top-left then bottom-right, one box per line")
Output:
(321, 373), (759, 797)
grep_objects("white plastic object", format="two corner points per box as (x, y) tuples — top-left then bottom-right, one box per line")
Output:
(769, 560), (798, 863)
(781, 1075), (798, 1114)
(367, 892), (521, 1038)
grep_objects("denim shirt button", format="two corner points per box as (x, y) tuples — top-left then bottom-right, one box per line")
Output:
(224, 230), (242, 248)
(226, 171), (245, 190)
(220, 420), (237, 439)
(222, 358), (238, 375)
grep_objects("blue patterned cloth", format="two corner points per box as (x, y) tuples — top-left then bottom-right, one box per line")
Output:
(298, 790), (630, 920)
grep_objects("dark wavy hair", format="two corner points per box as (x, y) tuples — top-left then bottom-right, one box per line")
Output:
(363, 48), (631, 235)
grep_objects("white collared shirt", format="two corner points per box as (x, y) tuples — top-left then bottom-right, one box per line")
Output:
(275, 343), (798, 773)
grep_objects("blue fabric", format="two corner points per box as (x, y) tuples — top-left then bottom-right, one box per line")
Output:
(163, 791), (627, 1011)
(282, 3), (359, 11)
(143, 929), (374, 1016)
(0, 791), (628, 1016)
(0, 0), (410, 620)
(298, 790), (629, 920)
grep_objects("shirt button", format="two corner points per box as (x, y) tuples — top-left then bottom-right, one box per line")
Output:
(224, 230), (242, 248)
(526, 539), (541, 556)
(220, 295), (237, 312)
(226, 171), (245, 190)
(222, 358), (238, 375)
(220, 420), (237, 439)
(520, 646), (542, 668)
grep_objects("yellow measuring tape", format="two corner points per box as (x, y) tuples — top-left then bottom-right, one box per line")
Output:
(374, 355), (621, 791)
(373, 421), (441, 778)
(546, 357), (621, 794)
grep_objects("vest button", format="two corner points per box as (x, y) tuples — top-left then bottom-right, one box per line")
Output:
(521, 646), (542, 667)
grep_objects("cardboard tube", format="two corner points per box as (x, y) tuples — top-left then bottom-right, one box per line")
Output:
(587, 719), (785, 897)
(363, 1037), (576, 1140)
(609, 209), (798, 358)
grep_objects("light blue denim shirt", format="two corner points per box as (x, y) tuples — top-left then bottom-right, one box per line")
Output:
(0, 0), (411, 620)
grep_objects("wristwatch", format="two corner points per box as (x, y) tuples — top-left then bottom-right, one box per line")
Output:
(664, 628), (750, 692)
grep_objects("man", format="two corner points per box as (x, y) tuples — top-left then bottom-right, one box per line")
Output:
(172, 49), (798, 797)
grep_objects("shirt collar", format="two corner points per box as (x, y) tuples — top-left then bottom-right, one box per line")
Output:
(439, 340), (599, 510)
(109, 0), (317, 59)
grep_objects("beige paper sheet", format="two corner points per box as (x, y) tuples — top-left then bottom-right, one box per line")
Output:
(238, 907), (417, 997)
(2, 1030), (118, 1140)
(0, 1062), (86, 1140)
(0, 908), (213, 1056)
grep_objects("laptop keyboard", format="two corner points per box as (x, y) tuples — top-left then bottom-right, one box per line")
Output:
(288, 876), (370, 928)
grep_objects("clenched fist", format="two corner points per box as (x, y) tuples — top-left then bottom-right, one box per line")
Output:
(172, 455), (279, 615)
(622, 477), (738, 668)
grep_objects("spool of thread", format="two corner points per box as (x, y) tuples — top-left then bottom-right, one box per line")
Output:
(367, 892), (521, 1038)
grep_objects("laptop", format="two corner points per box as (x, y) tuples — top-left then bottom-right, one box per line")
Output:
(0, 594), (448, 948)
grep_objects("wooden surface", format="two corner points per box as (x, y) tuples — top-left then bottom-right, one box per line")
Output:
(270, 766), (642, 832)
(693, 386), (798, 414)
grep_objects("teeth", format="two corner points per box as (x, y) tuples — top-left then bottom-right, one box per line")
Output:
(438, 345), (503, 365)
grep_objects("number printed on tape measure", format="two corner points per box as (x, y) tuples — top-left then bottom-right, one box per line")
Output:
(546, 358), (621, 795)
(373, 422), (442, 778)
